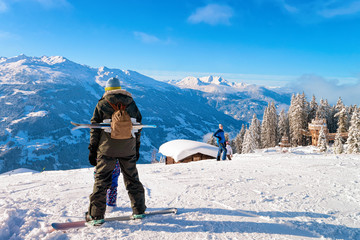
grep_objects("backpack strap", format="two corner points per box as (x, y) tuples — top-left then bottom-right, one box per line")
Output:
(106, 99), (126, 112)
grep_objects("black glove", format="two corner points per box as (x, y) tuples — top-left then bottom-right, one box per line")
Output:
(88, 145), (98, 166)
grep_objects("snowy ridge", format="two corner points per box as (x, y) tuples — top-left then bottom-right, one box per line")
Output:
(170, 75), (291, 121)
(174, 75), (260, 94)
(0, 147), (359, 239)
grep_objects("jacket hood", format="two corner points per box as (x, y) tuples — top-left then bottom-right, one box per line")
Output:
(103, 89), (134, 106)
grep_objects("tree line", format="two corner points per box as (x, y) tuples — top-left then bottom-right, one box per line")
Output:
(208, 93), (360, 154)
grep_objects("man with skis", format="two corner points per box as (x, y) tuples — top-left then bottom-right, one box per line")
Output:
(86, 77), (146, 226)
(213, 124), (227, 161)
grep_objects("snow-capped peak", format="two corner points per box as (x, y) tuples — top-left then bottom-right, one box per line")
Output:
(199, 76), (229, 86)
(40, 56), (68, 65)
(173, 75), (247, 93)
(0, 55), (98, 85)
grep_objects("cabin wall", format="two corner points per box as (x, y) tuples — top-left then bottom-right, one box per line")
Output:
(165, 153), (215, 165)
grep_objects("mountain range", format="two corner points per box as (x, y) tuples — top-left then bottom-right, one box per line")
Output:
(168, 76), (291, 121)
(0, 55), (291, 173)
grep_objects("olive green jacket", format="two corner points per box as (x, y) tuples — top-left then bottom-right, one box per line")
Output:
(90, 89), (142, 158)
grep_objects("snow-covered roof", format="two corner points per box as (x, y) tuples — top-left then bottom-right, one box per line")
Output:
(158, 139), (218, 162)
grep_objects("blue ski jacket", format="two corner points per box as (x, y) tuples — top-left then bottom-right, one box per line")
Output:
(213, 129), (226, 144)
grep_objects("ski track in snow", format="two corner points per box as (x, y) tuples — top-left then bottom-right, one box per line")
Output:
(0, 148), (360, 239)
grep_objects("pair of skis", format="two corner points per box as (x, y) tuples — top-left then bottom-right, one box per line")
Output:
(70, 120), (156, 138)
(70, 122), (157, 131)
(51, 208), (177, 231)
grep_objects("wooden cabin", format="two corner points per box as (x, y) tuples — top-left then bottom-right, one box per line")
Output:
(159, 139), (218, 165)
(165, 153), (217, 165)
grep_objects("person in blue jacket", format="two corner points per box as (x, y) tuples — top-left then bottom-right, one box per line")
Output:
(213, 124), (227, 161)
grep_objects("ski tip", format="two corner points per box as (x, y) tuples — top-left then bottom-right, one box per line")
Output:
(50, 223), (59, 230)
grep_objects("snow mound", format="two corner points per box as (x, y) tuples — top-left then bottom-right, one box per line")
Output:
(0, 168), (39, 175)
(158, 139), (218, 162)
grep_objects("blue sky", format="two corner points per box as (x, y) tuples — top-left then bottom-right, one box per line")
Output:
(1, 0), (360, 103)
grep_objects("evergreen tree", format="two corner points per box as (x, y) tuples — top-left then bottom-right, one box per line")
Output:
(261, 105), (270, 148)
(335, 97), (345, 112)
(316, 98), (327, 119)
(333, 131), (344, 154)
(346, 109), (360, 154)
(334, 107), (348, 133)
(308, 95), (318, 122)
(207, 136), (217, 146)
(250, 114), (261, 149)
(234, 124), (246, 153)
(316, 99), (336, 132)
(261, 102), (278, 148)
(225, 133), (230, 143)
(242, 128), (256, 153)
(242, 114), (261, 153)
(269, 102), (279, 146)
(317, 125), (327, 152)
(278, 109), (289, 142)
(289, 94), (306, 146)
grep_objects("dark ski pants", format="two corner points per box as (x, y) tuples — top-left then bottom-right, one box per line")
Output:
(93, 160), (121, 207)
(216, 143), (227, 161)
(88, 154), (146, 219)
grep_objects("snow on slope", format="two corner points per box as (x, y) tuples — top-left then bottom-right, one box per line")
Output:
(1, 147), (359, 239)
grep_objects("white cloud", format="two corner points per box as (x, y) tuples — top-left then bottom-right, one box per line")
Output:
(35, 0), (71, 9)
(318, 1), (360, 18)
(0, 30), (17, 40)
(0, 0), (71, 12)
(188, 4), (234, 26)
(0, 0), (8, 12)
(278, 0), (360, 19)
(133, 32), (160, 44)
(287, 74), (360, 105)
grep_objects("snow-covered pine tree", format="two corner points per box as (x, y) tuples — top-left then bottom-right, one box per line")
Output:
(347, 105), (357, 127)
(316, 98), (327, 119)
(289, 94), (306, 146)
(261, 105), (270, 148)
(250, 114), (261, 149)
(234, 124), (246, 153)
(261, 102), (278, 148)
(328, 105), (338, 133)
(269, 102), (278, 146)
(335, 97), (345, 112)
(242, 114), (261, 153)
(317, 99), (333, 130)
(207, 136), (217, 146)
(333, 131), (344, 154)
(278, 109), (289, 143)
(308, 95), (318, 122)
(334, 106), (348, 133)
(318, 125), (327, 152)
(346, 109), (360, 154)
(242, 128), (256, 153)
(225, 133), (230, 143)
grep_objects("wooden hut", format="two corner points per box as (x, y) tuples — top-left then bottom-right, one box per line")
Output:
(159, 139), (218, 165)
